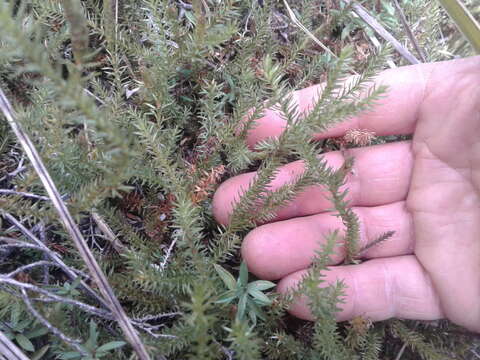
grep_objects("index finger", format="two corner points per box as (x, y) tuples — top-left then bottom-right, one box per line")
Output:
(245, 57), (478, 147)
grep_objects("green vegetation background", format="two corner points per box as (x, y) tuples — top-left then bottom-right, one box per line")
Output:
(0, 0), (479, 359)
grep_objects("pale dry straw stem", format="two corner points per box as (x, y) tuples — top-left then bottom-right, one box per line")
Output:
(92, 211), (126, 253)
(20, 288), (88, 356)
(394, 343), (407, 360)
(392, 0), (427, 62)
(358, 25), (396, 69)
(438, 0), (480, 53)
(2, 212), (108, 309)
(1, 277), (177, 338)
(114, 0), (118, 42)
(83, 88), (106, 105)
(282, 0), (337, 59)
(0, 330), (29, 360)
(0, 240), (44, 251)
(160, 238), (177, 271)
(346, 0), (421, 65)
(0, 189), (50, 201)
(0, 277), (113, 320)
(0, 88), (152, 360)
(6, 260), (56, 278)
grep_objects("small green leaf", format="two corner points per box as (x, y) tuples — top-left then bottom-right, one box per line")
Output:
(85, 320), (98, 350)
(11, 307), (19, 327)
(238, 261), (248, 287)
(248, 301), (267, 321)
(16, 319), (32, 332)
(214, 264), (237, 290)
(15, 333), (35, 352)
(70, 276), (82, 291)
(247, 280), (276, 292)
(60, 352), (82, 360)
(184, 10), (196, 26)
(215, 290), (237, 304)
(236, 293), (248, 321)
(247, 309), (258, 327)
(248, 289), (272, 305)
(25, 326), (49, 339)
(341, 26), (351, 41)
(96, 341), (126, 353)
(31, 345), (50, 360)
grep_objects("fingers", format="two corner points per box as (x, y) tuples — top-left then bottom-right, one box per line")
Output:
(244, 63), (428, 147)
(277, 255), (443, 322)
(245, 57), (480, 147)
(213, 141), (413, 225)
(242, 201), (414, 280)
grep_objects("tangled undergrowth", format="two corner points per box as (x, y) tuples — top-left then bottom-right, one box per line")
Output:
(0, 0), (479, 359)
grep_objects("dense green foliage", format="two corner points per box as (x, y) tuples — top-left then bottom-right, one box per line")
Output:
(0, 0), (478, 359)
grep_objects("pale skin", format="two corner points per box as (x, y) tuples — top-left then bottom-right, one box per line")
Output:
(212, 56), (480, 332)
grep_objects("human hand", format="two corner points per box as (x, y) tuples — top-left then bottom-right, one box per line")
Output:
(212, 56), (480, 332)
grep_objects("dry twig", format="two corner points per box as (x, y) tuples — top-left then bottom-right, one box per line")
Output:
(0, 239), (44, 251)
(20, 288), (88, 356)
(91, 211), (126, 253)
(392, 0), (427, 62)
(0, 276), (177, 339)
(394, 343), (408, 360)
(37, 222), (50, 285)
(347, 1), (421, 64)
(159, 238), (177, 271)
(0, 87), (151, 359)
(1, 213), (107, 308)
(6, 260), (56, 278)
(0, 330), (29, 360)
(283, 0), (337, 58)
(0, 189), (50, 201)
(0, 277), (112, 318)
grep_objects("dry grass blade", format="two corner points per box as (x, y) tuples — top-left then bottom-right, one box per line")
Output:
(0, 331), (29, 360)
(438, 0), (480, 53)
(0, 189), (50, 201)
(0, 88), (152, 359)
(394, 343), (408, 360)
(283, 0), (337, 58)
(91, 211), (126, 253)
(1, 212), (108, 308)
(346, 1), (421, 64)
(20, 289), (88, 356)
(392, 0), (427, 62)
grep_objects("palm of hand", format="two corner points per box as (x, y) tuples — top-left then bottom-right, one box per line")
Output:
(213, 57), (480, 332)
(408, 62), (480, 330)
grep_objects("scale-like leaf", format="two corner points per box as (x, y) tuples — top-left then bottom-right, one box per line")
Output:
(96, 341), (127, 353)
(31, 345), (50, 360)
(247, 280), (276, 292)
(238, 261), (249, 287)
(215, 290), (237, 304)
(15, 333), (35, 352)
(248, 290), (272, 306)
(237, 293), (248, 321)
(25, 326), (49, 339)
(214, 264), (237, 290)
